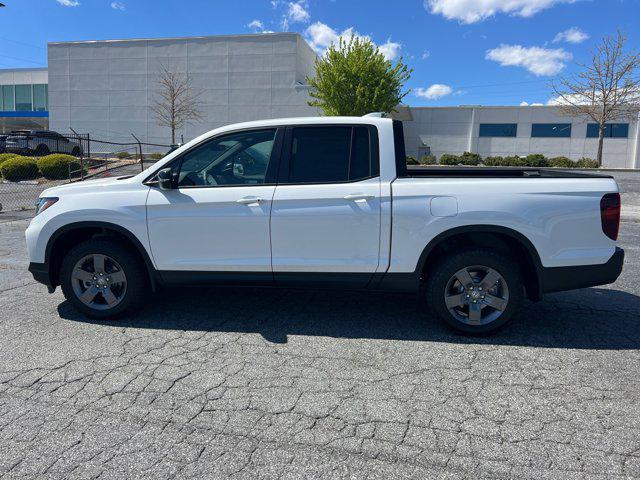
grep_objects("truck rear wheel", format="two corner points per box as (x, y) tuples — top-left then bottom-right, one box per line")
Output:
(425, 248), (523, 334)
(60, 238), (147, 319)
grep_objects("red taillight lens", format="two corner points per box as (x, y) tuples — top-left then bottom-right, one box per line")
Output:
(600, 193), (620, 241)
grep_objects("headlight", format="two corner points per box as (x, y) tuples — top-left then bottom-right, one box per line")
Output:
(35, 197), (58, 216)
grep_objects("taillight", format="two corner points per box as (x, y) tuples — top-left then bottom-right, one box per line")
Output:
(600, 193), (620, 241)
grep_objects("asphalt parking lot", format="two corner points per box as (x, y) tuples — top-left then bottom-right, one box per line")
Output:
(0, 173), (639, 479)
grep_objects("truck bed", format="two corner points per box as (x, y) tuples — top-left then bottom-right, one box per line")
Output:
(404, 165), (613, 179)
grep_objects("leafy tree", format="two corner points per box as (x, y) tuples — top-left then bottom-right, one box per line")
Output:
(306, 35), (412, 116)
(552, 31), (640, 166)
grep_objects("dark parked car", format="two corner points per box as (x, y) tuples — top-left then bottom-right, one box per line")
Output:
(0, 134), (7, 153)
(5, 130), (83, 157)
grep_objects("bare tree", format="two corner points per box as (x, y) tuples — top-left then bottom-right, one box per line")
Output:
(551, 31), (640, 166)
(150, 64), (203, 145)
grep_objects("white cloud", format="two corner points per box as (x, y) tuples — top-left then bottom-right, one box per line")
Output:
(57, 0), (80, 6)
(247, 19), (274, 33)
(414, 84), (454, 99)
(486, 44), (572, 76)
(304, 22), (401, 61)
(287, 2), (309, 22)
(110, 1), (125, 10)
(426, 0), (578, 24)
(421, 50), (431, 60)
(553, 27), (589, 44)
(378, 39), (402, 61)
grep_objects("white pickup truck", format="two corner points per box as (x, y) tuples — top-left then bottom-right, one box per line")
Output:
(26, 116), (624, 333)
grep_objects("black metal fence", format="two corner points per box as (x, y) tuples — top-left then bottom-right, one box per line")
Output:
(0, 131), (172, 213)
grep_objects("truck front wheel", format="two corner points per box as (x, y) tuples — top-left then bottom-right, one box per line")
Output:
(425, 249), (524, 334)
(60, 238), (147, 319)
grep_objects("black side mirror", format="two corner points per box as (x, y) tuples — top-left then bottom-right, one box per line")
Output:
(157, 168), (174, 190)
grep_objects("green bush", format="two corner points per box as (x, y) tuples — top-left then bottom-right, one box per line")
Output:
(457, 151), (481, 166)
(0, 153), (19, 176)
(116, 151), (131, 159)
(576, 157), (599, 168)
(500, 156), (525, 167)
(439, 154), (460, 166)
(149, 152), (164, 160)
(482, 156), (504, 166)
(0, 156), (39, 182)
(524, 154), (548, 167)
(419, 155), (436, 165)
(406, 156), (419, 165)
(37, 154), (83, 180)
(548, 156), (575, 168)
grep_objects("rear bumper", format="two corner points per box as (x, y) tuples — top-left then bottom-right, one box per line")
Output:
(6, 146), (32, 154)
(541, 247), (624, 294)
(28, 262), (55, 293)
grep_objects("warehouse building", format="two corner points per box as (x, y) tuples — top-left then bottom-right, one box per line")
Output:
(1, 32), (639, 168)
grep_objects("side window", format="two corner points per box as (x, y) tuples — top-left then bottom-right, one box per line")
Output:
(288, 126), (373, 184)
(177, 129), (276, 187)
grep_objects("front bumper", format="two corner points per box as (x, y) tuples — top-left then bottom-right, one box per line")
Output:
(541, 247), (625, 294)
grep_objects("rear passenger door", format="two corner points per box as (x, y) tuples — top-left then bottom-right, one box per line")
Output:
(270, 125), (381, 287)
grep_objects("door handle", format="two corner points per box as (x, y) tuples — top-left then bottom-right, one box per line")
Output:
(344, 193), (375, 201)
(236, 196), (263, 205)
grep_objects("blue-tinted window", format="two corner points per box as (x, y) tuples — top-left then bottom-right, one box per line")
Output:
(531, 123), (572, 138)
(479, 124), (517, 137)
(586, 123), (629, 138)
(1, 85), (15, 111)
(33, 84), (48, 111)
(14, 84), (32, 111)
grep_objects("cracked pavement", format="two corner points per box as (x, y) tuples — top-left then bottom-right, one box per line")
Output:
(1, 174), (639, 479)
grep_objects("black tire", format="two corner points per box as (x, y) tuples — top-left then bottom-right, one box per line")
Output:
(60, 238), (147, 319)
(71, 146), (81, 157)
(36, 144), (50, 156)
(424, 248), (524, 334)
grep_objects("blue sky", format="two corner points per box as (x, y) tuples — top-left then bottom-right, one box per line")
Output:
(0, 0), (638, 106)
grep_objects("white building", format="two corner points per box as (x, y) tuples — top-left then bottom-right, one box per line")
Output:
(1, 33), (638, 168)
(403, 106), (640, 168)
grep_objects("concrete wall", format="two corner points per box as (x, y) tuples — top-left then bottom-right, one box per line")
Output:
(0, 67), (48, 87)
(48, 33), (317, 149)
(404, 106), (640, 168)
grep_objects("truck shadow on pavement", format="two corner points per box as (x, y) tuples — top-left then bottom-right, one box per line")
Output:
(58, 286), (640, 349)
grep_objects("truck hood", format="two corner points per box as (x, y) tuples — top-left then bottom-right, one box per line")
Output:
(39, 175), (135, 198)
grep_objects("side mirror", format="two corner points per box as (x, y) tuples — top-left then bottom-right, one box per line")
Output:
(157, 168), (174, 190)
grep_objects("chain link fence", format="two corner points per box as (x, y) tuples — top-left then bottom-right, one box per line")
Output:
(0, 131), (172, 213)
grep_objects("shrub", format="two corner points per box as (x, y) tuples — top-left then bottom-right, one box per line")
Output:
(37, 154), (83, 180)
(548, 156), (575, 168)
(0, 153), (19, 176)
(149, 152), (164, 160)
(458, 151), (481, 166)
(482, 156), (504, 166)
(419, 154), (436, 165)
(501, 156), (526, 167)
(406, 156), (419, 165)
(116, 151), (131, 159)
(0, 156), (39, 182)
(576, 157), (599, 168)
(439, 154), (460, 166)
(524, 154), (548, 167)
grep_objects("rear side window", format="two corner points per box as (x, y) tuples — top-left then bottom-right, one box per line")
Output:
(288, 126), (374, 184)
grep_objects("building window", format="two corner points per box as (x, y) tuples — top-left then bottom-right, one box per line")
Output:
(1, 85), (15, 111)
(531, 123), (572, 138)
(14, 84), (33, 111)
(33, 84), (48, 111)
(586, 123), (629, 138)
(479, 124), (517, 137)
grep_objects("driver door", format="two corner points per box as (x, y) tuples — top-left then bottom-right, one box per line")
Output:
(146, 128), (282, 274)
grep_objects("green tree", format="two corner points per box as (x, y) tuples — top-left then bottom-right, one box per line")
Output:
(306, 35), (412, 116)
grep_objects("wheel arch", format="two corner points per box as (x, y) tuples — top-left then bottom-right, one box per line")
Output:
(45, 221), (158, 291)
(416, 225), (544, 301)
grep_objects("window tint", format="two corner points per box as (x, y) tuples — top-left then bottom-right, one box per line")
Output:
(289, 126), (373, 183)
(586, 123), (629, 138)
(177, 129), (276, 187)
(2, 85), (15, 111)
(479, 124), (517, 137)
(15, 85), (32, 111)
(33, 84), (48, 112)
(531, 123), (572, 138)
